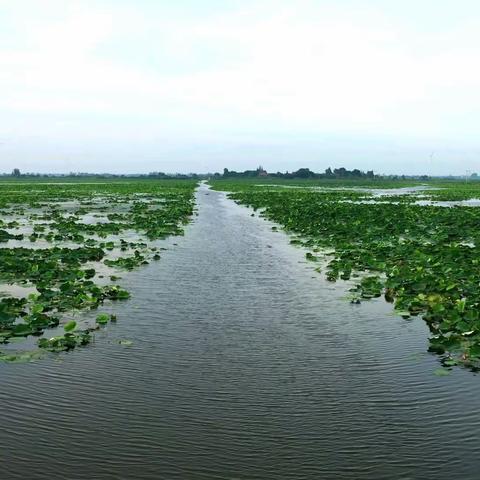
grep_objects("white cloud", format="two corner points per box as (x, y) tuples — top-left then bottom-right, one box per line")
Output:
(1, 0), (480, 172)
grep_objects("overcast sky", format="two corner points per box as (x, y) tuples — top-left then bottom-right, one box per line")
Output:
(1, 0), (479, 174)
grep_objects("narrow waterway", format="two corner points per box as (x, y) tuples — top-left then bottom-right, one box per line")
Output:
(2, 184), (480, 479)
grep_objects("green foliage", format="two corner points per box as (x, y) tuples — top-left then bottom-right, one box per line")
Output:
(63, 320), (77, 332)
(213, 179), (480, 371)
(38, 330), (92, 352)
(0, 179), (196, 359)
(96, 313), (111, 325)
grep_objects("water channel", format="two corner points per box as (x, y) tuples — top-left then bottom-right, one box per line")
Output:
(2, 184), (480, 479)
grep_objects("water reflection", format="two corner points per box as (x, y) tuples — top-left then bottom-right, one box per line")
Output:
(1, 185), (480, 479)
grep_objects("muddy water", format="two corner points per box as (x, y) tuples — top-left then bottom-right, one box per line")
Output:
(2, 185), (480, 479)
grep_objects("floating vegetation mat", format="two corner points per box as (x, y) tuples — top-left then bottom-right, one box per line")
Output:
(211, 179), (480, 372)
(0, 180), (197, 361)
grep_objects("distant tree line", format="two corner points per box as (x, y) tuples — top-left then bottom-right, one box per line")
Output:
(2, 169), (205, 180)
(5, 167), (466, 181)
(218, 166), (376, 179)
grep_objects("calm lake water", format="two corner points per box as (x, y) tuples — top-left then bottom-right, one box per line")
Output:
(2, 184), (480, 479)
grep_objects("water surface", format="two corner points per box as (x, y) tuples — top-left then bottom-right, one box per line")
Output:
(2, 185), (480, 479)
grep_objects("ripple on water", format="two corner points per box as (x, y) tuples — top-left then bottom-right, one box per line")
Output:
(1, 185), (480, 480)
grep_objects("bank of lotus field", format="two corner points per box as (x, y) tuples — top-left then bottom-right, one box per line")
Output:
(212, 180), (480, 372)
(0, 180), (196, 361)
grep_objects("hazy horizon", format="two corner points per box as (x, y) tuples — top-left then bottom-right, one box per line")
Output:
(1, 0), (480, 175)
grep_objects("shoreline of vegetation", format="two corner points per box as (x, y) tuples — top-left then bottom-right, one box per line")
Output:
(0, 180), (197, 362)
(211, 179), (480, 373)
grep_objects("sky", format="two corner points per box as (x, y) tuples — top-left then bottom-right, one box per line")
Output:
(1, 0), (480, 175)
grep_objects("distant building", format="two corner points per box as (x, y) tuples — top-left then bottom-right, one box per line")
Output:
(257, 166), (268, 177)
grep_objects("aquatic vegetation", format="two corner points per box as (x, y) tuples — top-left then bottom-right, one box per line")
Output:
(95, 313), (117, 325)
(0, 349), (44, 363)
(38, 321), (92, 352)
(0, 179), (196, 360)
(211, 179), (480, 371)
(0, 229), (23, 242)
(104, 251), (148, 270)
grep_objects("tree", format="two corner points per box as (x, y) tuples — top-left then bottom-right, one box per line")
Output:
(12, 168), (20, 177)
(293, 168), (315, 178)
(325, 167), (334, 178)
